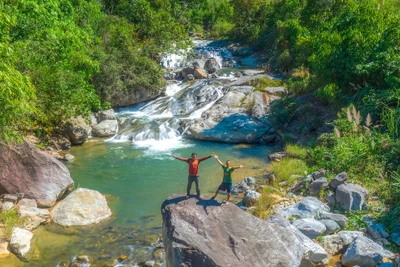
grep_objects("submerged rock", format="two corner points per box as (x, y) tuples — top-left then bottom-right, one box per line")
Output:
(161, 194), (329, 267)
(18, 205), (51, 231)
(0, 141), (74, 207)
(51, 188), (112, 226)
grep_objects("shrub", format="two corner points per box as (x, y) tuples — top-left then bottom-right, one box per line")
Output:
(0, 209), (25, 241)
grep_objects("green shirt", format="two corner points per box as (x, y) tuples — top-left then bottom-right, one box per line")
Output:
(222, 165), (234, 184)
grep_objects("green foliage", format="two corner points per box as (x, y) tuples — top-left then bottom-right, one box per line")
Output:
(0, 209), (25, 241)
(0, 7), (37, 142)
(268, 96), (297, 128)
(250, 77), (284, 91)
(344, 211), (368, 231)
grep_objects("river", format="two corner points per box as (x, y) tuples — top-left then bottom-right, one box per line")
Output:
(0, 40), (275, 267)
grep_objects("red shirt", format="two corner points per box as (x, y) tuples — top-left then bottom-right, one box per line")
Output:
(185, 156), (210, 176)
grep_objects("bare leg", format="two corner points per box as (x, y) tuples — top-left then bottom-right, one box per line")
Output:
(226, 193), (231, 205)
(211, 189), (220, 199)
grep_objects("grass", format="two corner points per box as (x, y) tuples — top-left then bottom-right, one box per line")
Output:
(285, 144), (307, 160)
(266, 157), (308, 186)
(250, 77), (284, 92)
(0, 209), (25, 241)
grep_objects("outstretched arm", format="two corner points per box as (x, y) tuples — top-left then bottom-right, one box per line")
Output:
(233, 165), (244, 170)
(213, 155), (224, 166)
(198, 153), (213, 162)
(172, 154), (188, 162)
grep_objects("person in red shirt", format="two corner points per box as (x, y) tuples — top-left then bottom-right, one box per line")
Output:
(172, 152), (213, 199)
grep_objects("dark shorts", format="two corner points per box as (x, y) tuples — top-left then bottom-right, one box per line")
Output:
(218, 182), (232, 193)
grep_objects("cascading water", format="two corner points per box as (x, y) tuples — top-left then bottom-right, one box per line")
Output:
(107, 40), (237, 151)
(108, 80), (225, 151)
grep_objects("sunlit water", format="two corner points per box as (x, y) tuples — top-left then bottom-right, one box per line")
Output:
(1, 139), (273, 267)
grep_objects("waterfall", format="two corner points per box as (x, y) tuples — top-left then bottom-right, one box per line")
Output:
(107, 40), (236, 151)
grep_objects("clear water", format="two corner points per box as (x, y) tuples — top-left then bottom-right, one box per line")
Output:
(0, 138), (272, 267)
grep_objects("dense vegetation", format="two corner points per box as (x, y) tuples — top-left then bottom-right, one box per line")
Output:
(1, 0), (399, 238)
(0, 0), (189, 141)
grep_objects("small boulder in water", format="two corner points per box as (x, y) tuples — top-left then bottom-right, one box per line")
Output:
(204, 58), (220, 73)
(51, 188), (112, 226)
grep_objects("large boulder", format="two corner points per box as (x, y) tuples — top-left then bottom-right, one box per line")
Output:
(341, 235), (395, 267)
(50, 188), (112, 226)
(65, 116), (90, 145)
(91, 120), (118, 137)
(336, 183), (368, 211)
(204, 58), (220, 73)
(97, 109), (115, 123)
(276, 196), (330, 219)
(185, 90), (271, 143)
(0, 141), (74, 207)
(10, 227), (33, 261)
(162, 195), (329, 267)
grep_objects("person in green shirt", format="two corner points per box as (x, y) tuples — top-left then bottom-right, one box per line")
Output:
(211, 154), (244, 205)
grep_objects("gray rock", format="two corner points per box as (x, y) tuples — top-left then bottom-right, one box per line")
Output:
(309, 177), (328, 195)
(289, 175), (313, 193)
(3, 194), (18, 203)
(364, 219), (389, 240)
(89, 113), (98, 125)
(318, 212), (348, 228)
(392, 232), (400, 246)
(338, 231), (365, 246)
(312, 170), (326, 180)
(230, 86), (254, 94)
(268, 151), (287, 162)
(77, 255), (90, 263)
(162, 195), (329, 267)
(231, 178), (256, 195)
(181, 66), (195, 78)
(204, 58), (220, 73)
(17, 199), (37, 208)
(330, 172), (348, 190)
(291, 218), (327, 239)
(64, 154), (75, 162)
(265, 86), (287, 95)
(10, 227), (33, 261)
(97, 109), (115, 122)
(65, 115), (90, 145)
(18, 205), (51, 231)
(321, 234), (344, 255)
(327, 191), (336, 207)
(3, 201), (14, 211)
(0, 141), (74, 207)
(51, 188), (112, 226)
(243, 190), (261, 207)
(320, 219), (341, 234)
(144, 261), (155, 267)
(341, 235), (395, 267)
(278, 196), (330, 219)
(243, 177), (256, 185)
(92, 120), (118, 137)
(336, 183), (368, 211)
